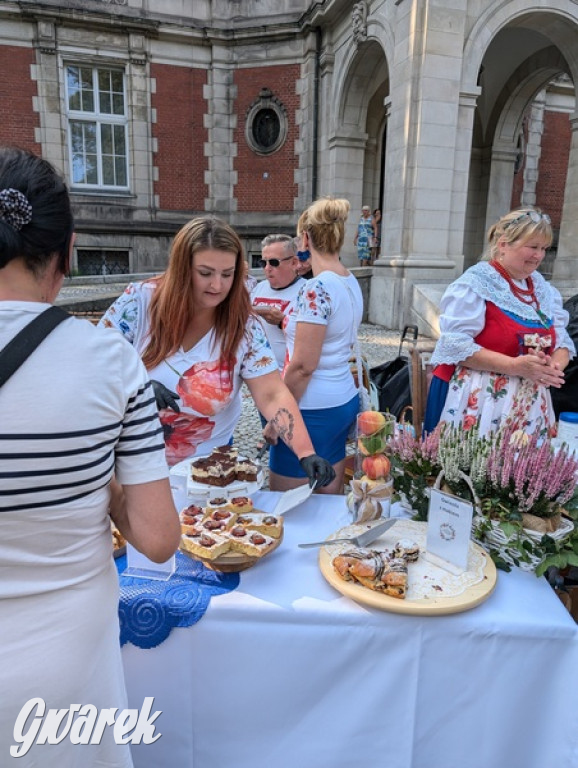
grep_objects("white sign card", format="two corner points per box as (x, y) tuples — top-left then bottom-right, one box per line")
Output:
(123, 543), (176, 581)
(425, 488), (474, 573)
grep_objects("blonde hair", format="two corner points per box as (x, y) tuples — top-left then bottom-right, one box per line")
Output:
(485, 207), (553, 261)
(297, 197), (350, 254)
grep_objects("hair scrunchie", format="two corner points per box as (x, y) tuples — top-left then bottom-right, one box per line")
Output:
(0, 188), (33, 231)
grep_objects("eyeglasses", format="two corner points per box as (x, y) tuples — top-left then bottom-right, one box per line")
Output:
(505, 211), (551, 228)
(259, 255), (294, 268)
(297, 250), (310, 262)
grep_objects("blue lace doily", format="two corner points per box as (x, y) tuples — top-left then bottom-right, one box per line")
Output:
(116, 552), (239, 649)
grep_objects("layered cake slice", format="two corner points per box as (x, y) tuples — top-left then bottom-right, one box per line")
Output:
(191, 457), (212, 484)
(235, 458), (259, 483)
(211, 445), (239, 462)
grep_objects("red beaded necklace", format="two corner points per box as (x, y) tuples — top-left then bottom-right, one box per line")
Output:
(490, 260), (549, 326)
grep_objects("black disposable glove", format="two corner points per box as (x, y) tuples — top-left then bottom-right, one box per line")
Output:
(299, 454), (335, 488)
(151, 380), (180, 413)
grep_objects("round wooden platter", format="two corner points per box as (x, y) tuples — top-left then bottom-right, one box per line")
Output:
(180, 529), (283, 573)
(319, 521), (497, 616)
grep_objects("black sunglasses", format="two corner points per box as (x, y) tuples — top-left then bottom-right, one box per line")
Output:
(259, 255), (294, 268)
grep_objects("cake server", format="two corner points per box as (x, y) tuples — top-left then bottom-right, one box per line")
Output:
(272, 480), (318, 517)
(298, 517), (397, 549)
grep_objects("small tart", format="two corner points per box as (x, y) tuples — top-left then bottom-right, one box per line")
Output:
(206, 497), (231, 513)
(228, 496), (254, 514)
(229, 530), (276, 557)
(201, 517), (229, 533)
(232, 512), (283, 538)
(180, 531), (230, 560)
(180, 504), (205, 534)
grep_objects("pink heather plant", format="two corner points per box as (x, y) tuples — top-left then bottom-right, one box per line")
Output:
(387, 424), (442, 476)
(474, 424), (578, 518)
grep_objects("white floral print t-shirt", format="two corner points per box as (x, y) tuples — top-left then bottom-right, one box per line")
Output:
(99, 281), (278, 465)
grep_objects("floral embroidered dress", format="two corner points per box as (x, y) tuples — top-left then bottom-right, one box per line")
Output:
(427, 262), (575, 437)
(356, 215), (374, 262)
(99, 282), (278, 465)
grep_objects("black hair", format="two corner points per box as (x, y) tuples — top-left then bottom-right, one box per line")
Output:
(0, 146), (74, 276)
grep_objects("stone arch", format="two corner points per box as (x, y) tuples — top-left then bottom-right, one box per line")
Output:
(462, 1), (578, 94)
(461, 6), (578, 276)
(490, 48), (570, 145)
(327, 37), (390, 261)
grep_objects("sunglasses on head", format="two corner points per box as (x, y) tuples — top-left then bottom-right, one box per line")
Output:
(506, 211), (551, 228)
(297, 249), (310, 262)
(258, 254), (294, 268)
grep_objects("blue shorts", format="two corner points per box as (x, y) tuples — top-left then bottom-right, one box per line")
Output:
(269, 395), (359, 478)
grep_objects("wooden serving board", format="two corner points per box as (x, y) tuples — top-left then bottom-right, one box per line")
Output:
(319, 520), (497, 616)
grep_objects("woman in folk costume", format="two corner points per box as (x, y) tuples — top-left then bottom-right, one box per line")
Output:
(424, 208), (575, 438)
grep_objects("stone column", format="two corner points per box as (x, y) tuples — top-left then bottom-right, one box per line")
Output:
(521, 91), (546, 206)
(326, 131), (369, 268)
(32, 21), (66, 173)
(553, 113), (578, 295)
(484, 145), (519, 235)
(369, 0), (467, 331)
(127, 32), (153, 219)
(448, 88), (481, 267)
(204, 45), (236, 215)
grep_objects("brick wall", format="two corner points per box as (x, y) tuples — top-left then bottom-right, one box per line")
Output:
(0, 46), (40, 152)
(536, 110), (571, 229)
(151, 64), (208, 211)
(234, 65), (299, 212)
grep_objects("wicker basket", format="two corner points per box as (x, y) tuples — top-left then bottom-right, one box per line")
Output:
(434, 471), (575, 572)
(472, 514), (574, 573)
(433, 469), (481, 512)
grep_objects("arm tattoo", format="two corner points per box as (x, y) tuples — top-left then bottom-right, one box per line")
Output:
(270, 408), (295, 446)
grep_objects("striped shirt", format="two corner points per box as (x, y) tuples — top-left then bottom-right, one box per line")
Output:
(0, 302), (168, 598)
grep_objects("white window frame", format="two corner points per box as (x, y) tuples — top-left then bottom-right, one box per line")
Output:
(65, 64), (130, 191)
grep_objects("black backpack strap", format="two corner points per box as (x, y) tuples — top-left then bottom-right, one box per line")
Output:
(0, 306), (70, 388)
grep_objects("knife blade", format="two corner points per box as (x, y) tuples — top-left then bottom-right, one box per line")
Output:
(298, 517), (397, 549)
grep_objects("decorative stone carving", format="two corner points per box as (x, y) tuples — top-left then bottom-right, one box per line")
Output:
(352, 1), (368, 46)
(37, 20), (56, 55)
(245, 88), (288, 156)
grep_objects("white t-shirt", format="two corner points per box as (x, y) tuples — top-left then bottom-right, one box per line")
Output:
(250, 277), (304, 368)
(284, 272), (363, 410)
(0, 301), (167, 766)
(99, 281), (279, 465)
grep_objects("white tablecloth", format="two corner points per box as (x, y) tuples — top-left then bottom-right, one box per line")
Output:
(122, 491), (578, 768)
